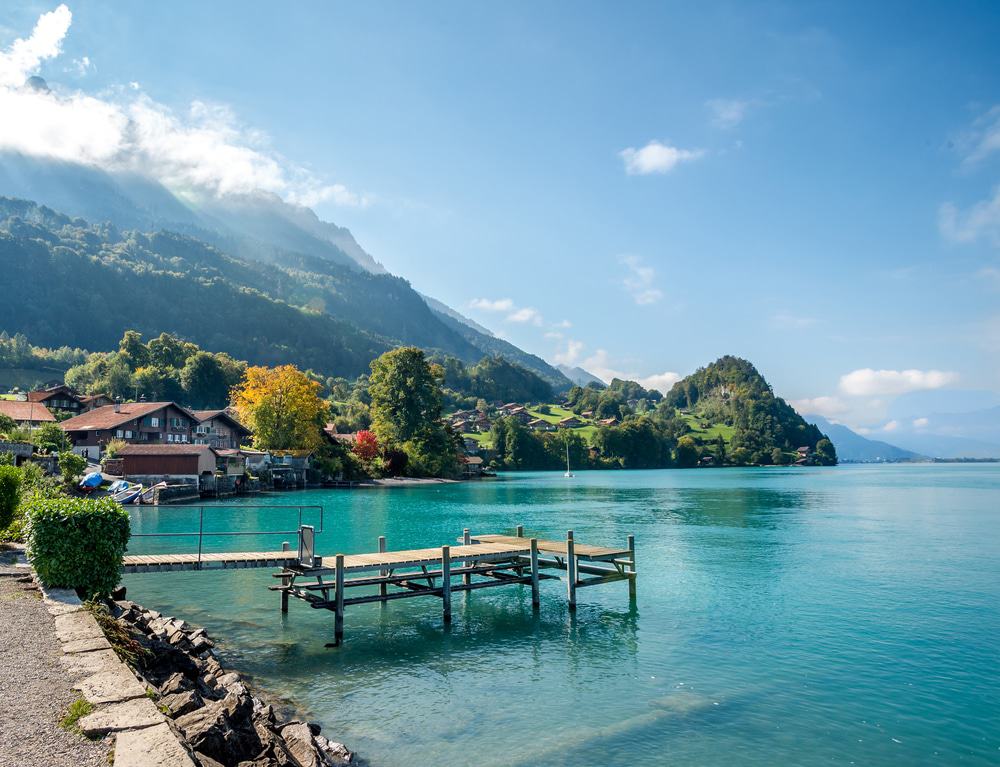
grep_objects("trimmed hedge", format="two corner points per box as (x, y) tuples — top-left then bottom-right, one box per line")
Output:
(0, 465), (21, 531)
(26, 496), (131, 599)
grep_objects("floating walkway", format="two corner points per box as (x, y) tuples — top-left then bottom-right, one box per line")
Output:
(121, 506), (636, 646)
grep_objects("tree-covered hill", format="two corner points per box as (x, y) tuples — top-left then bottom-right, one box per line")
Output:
(663, 355), (836, 464)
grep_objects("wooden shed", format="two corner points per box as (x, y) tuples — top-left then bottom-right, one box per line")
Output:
(118, 444), (217, 478)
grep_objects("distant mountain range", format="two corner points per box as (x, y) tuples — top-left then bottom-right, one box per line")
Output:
(0, 152), (572, 390)
(804, 415), (925, 462)
(557, 365), (606, 388)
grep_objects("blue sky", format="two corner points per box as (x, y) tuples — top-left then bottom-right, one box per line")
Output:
(2, 1), (1000, 431)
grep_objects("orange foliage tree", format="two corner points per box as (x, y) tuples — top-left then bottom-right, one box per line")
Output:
(232, 365), (328, 451)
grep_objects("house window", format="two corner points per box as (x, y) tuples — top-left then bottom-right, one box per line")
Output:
(150, 417), (159, 427)
(115, 430), (124, 438)
(124, 430), (133, 439)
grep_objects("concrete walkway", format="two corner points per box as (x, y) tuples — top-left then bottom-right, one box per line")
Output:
(0, 561), (111, 767)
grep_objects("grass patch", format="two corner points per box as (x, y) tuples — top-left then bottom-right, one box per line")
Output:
(60, 696), (94, 733)
(84, 600), (152, 668)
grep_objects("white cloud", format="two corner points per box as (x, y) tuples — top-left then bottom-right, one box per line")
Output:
(469, 297), (514, 312)
(553, 319), (572, 329)
(913, 417), (929, 428)
(554, 339), (584, 366)
(621, 255), (663, 305)
(939, 189), (1000, 248)
(706, 98), (751, 129)
(838, 368), (959, 396)
(0, 4), (71, 88)
(958, 104), (1000, 166)
(567, 348), (678, 394)
(507, 307), (542, 325)
(69, 55), (90, 76)
(636, 371), (681, 394)
(789, 396), (849, 418)
(882, 420), (899, 432)
(770, 312), (818, 329)
(620, 140), (705, 175)
(0, 7), (368, 207)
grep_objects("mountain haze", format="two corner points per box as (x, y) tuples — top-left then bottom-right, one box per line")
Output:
(805, 415), (925, 462)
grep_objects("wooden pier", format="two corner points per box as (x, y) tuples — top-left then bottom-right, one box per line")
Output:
(272, 525), (637, 645)
(122, 508), (636, 646)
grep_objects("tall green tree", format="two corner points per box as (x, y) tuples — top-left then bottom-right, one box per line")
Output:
(368, 347), (444, 446)
(181, 351), (244, 408)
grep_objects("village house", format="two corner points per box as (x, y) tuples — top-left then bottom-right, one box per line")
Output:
(581, 410), (595, 419)
(26, 384), (89, 416)
(463, 437), (480, 453)
(598, 417), (619, 427)
(508, 408), (532, 425)
(528, 418), (556, 432)
(0, 399), (57, 430)
(462, 454), (484, 478)
(191, 409), (252, 449)
(59, 401), (199, 461)
(558, 416), (584, 428)
(117, 443), (218, 484)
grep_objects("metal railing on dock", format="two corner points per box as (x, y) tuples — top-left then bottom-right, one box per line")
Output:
(124, 505), (324, 572)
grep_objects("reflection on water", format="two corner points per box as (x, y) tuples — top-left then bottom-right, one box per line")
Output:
(125, 465), (1000, 767)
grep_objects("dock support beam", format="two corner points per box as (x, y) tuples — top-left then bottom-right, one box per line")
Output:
(334, 554), (345, 645)
(441, 546), (452, 623)
(463, 529), (472, 587)
(280, 541), (290, 613)
(530, 538), (540, 608)
(627, 534), (636, 601)
(516, 524), (524, 538)
(566, 530), (577, 610)
(378, 536), (387, 601)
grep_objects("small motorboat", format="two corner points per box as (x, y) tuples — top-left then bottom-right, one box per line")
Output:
(138, 482), (167, 504)
(112, 484), (143, 504)
(107, 479), (130, 495)
(79, 472), (103, 492)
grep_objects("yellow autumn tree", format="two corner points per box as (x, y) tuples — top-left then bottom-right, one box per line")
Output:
(232, 365), (328, 450)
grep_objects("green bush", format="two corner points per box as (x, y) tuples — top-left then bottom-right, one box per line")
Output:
(58, 451), (87, 486)
(0, 464), (22, 532)
(26, 496), (130, 599)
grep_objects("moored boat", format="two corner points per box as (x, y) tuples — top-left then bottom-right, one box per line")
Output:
(113, 484), (143, 504)
(138, 481), (167, 504)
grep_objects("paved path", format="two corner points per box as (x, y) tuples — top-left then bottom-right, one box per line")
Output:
(0, 562), (110, 767)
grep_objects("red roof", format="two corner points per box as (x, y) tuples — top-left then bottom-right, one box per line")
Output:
(0, 400), (56, 423)
(60, 402), (195, 432)
(117, 444), (215, 457)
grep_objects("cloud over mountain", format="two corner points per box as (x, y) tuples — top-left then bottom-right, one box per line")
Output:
(0, 5), (367, 207)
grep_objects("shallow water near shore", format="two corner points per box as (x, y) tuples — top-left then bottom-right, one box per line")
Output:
(124, 465), (1000, 766)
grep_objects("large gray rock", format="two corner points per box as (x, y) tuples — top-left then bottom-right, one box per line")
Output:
(315, 735), (355, 765)
(54, 610), (104, 644)
(280, 722), (324, 767)
(160, 689), (203, 717)
(78, 696), (163, 735)
(173, 692), (260, 763)
(113, 722), (197, 767)
(42, 586), (84, 615)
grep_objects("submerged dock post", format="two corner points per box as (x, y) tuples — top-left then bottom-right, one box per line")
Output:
(441, 546), (452, 623)
(463, 529), (472, 587)
(280, 541), (291, 613)
(530, 538), (540, 608)
(378, 536), (387, 601)
(566, 530), (577, 610)
(516, 524), (524, 538)
(627, 534), (636, 600)
(334, 554), (345, 645)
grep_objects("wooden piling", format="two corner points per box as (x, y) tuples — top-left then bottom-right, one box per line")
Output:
(516, 525), (524, 538)
(441, 546), (452, 623)
(566, 530), (577, 610)
(530, 538), (540, 608)
(280, 542), (291, 612)
(463, 529), (472, 587)
(334, 554), (345, 644)
(627, 534), (636, 600)
(378, 536), (387, 600)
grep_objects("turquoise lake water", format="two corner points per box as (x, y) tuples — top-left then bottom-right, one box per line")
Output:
(123, 465), (1000, 766)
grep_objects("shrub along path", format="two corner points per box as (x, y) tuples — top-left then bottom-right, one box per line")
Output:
(0, 552), (110, 767)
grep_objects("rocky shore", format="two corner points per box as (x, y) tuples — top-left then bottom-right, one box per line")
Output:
(109, 599), (356, 767)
